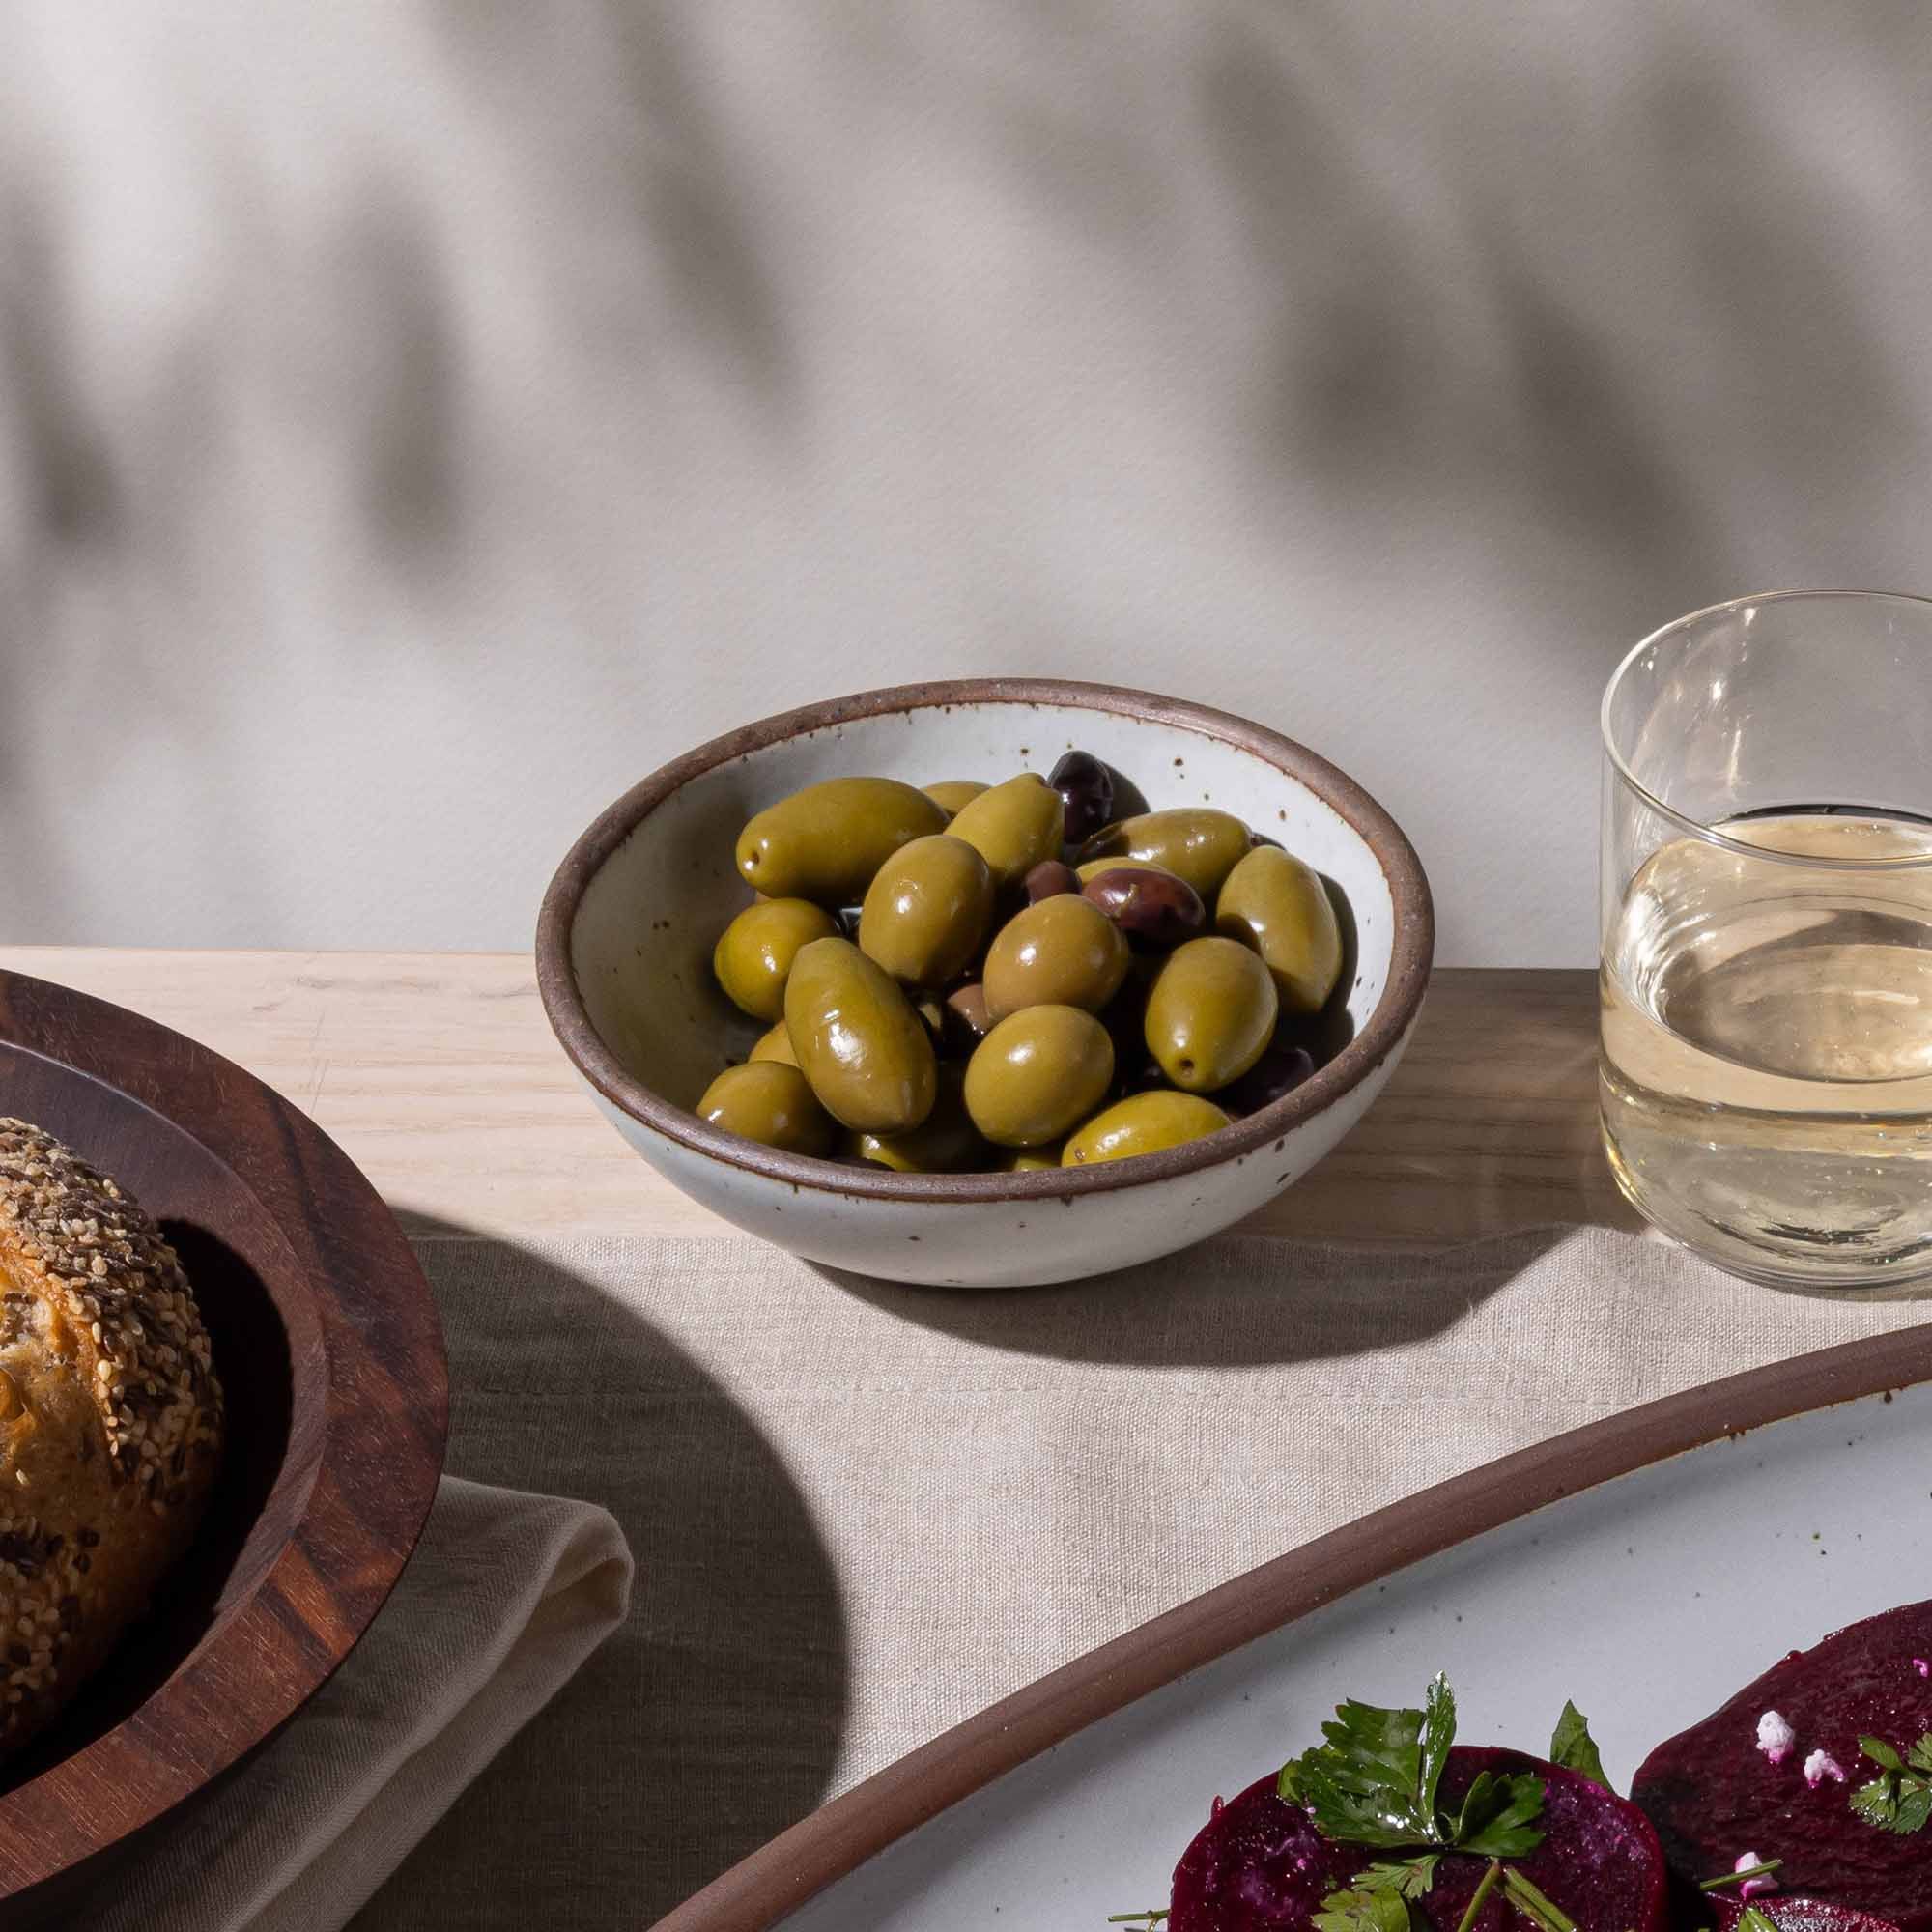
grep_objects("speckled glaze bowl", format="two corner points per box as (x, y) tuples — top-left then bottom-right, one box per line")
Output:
(536, 680), (1432, 1288)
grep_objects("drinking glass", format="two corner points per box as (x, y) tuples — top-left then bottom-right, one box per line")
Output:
(1600, 589), (1932, 1293)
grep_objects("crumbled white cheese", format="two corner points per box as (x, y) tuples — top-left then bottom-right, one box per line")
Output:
(1755, 1710), (1796, 1763)
(1915, 1657), (1930, 1679)
(1803, 1747), (1846, 1788)
(1734, 1849), (1776, 1899)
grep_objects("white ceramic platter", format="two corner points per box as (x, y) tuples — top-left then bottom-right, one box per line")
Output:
(659, 1326), (1932, 1929)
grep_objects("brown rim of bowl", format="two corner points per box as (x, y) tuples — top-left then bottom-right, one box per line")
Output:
(536, 678), (1434, 1202)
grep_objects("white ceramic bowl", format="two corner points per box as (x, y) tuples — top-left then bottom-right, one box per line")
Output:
(536, 680), (1432, 1287)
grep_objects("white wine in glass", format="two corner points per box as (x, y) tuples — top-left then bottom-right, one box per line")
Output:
(1600, 591), (1932, 1293)
(1603, 809), (1932, 1288)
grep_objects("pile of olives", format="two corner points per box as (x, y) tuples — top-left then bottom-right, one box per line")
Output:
(696, 752), (1347, 1173)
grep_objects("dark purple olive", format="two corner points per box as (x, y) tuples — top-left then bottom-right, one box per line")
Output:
(1081, 864), (1206, 950)
(1096, 968), (1161, 1094)
(1048, 750), (1115, 845)
(942, 981), (994, 1052)
(1023, 858), (1081, 902)
(1100, 992), (1165, 1098)
(1213, 1038), (1316, 1117)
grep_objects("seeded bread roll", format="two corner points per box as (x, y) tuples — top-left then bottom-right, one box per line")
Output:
(0, 1119), (223, 1756)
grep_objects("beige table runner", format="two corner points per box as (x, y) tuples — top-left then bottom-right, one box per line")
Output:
(340, 1227), (1928, 1929)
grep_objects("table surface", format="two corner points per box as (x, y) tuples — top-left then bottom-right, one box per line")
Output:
(14, 949), (1931, 1932)
(0, 948), (1634, 1246)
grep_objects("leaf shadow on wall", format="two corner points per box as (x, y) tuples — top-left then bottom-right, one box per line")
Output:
(1195, 5), (1919, 631)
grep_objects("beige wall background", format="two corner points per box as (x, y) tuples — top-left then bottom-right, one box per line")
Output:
(2, 2), (1928, 963)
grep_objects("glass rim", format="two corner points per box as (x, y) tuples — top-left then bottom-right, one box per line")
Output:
(1601, 585), (1932, 872)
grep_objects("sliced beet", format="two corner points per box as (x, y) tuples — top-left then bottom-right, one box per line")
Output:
(1631, 1600), (1932, 1929)
(1167, 1776), (1354, 1928)
(1420, 1750), (1670, 1932)
(1168, 1749), (1668, 1931)
(1711, 1900), (1903, 1931)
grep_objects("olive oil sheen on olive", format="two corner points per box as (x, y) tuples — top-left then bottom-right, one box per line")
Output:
(1601, 810), (1932, 1290)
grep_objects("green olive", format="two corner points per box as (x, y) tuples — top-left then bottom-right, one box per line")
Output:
(696, 1062), (835, 1156)
(1062, 1090), (1232, 1166)
(999, 1144), (1064, 1172)
(980, 895), (1129, 1021)
(843, 1065), (989, 1173)
(1079, 809), (1254, 899)
(1144, 936), (1279, 1094)
(783, 936), (937, 1132)
(748, 1020), (799, 1065)
(858, 835), (995, 988)
(963, 1006), (1114, 1148)
(1073, 856), (1189, 886)
(1214, 846), (1344, 1014)
(712, 898), (839, 1020)
(736, 778), (947, 904)
(923, 779), (988, 817)
(943, 774), (1066, 889)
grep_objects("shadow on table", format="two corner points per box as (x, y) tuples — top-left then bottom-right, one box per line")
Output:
(1436, 978), (1643, 1247)
(352, 1217), (849, 1932)
(812, 1224), (1577, 1368)
(1255, 971), (1643, 1249)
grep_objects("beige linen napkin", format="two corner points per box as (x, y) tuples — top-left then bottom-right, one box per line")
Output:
(94, 1476), (632, 1932)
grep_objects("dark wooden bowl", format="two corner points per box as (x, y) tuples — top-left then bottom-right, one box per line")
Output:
(0, 968), (447, 1912)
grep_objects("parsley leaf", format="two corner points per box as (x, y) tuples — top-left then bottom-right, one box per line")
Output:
(1419, 1676), (1456, 1824)
(1284, 1688), (1437, 1847)
(1548, 1702), (1609, 1789)
(1350, 1856), (1439, 1898)
(1736, 1911), (1780, 1932)
(1312, 1889), (1412, 1931)
(1852, 1732), (1932, 1834)
(1280, 1675), (1541, 1856)
(1850, 1778), (1898, 1829)
(1313, 1854), (1438, 1931)
(1448, 1769), (1548, 1858)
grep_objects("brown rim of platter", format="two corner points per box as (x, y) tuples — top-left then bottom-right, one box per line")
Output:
(655, 1315), (1932, 1932)
(0, 969), (448, 1896)
(536, 678), (1435, 1201)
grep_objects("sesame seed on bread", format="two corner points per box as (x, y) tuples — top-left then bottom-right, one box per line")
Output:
(0, 1119), (223, 1754)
